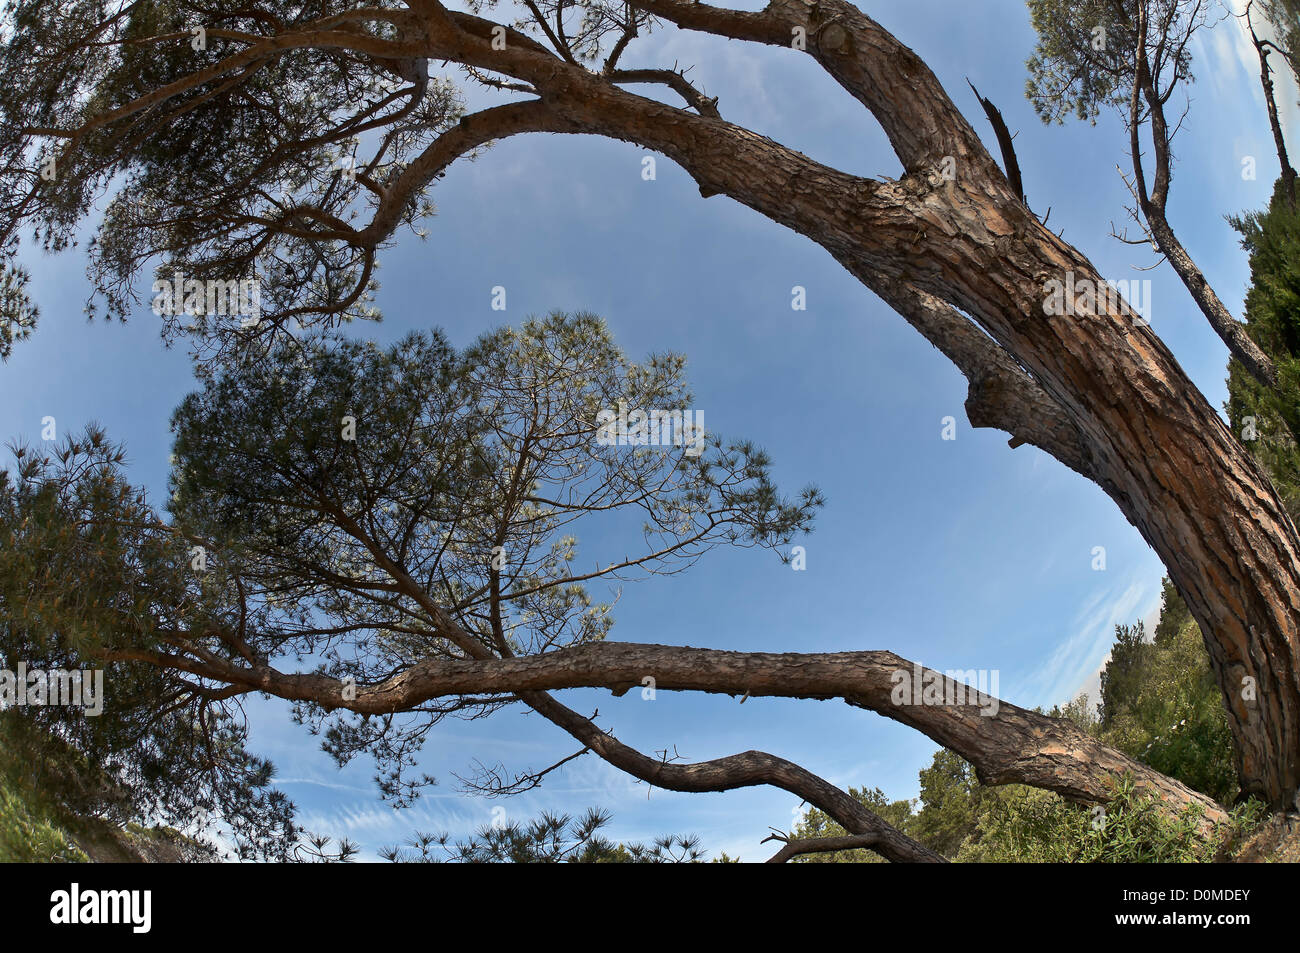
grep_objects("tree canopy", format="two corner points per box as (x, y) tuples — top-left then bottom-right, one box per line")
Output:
(2, 0), (1300, 860)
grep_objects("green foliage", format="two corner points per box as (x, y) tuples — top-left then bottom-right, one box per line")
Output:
(0, 0), (666, 362)
(972, 582), (1239, 854)
(0, 730), (88, 863)
(0, 249), (36, 360)
(790, 578), (1244, 861)
(1024, 0), (1203, 125)
(0, 710), (227, 861)
(957, 778), (1259, 863)
(908, 749), (982, 856)
(1226, 180), (1300, 519)
(1024, 0), (1140, 124)
(0, 428), (311, 859)
(0, 0), (462, 352)
(790, 786), (916, 863)
(1151, 575), (1192, 644)
(381, 808), (705, 863)
(166, 312), (819, 801)
(1097, 621), (1150, 728)
(2, 313), (820, 844)
(1097, 614), (1237, 805)
(1051, 692), (1100, 732)
(0, 792), (86, 862)
(791, 758), (1257, 863)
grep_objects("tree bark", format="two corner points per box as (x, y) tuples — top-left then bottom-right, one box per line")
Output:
(764, 833), (882, 862)
(573, 0), (1300, 810)
(30, 0), (1300, 813)
(272, 0), (1300, 808)
(1126, 7), (1278, 386)
(108, 641), (1229, 826)
(270, 0), (1300, 809)
(518, 688), (947, 862)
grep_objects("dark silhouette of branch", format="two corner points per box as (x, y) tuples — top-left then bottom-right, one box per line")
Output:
(967, 79), (1026, 205)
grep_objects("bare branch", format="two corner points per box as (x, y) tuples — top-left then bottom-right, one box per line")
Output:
(762, 831), (881, 863)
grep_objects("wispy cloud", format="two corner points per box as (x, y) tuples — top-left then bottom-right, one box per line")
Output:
(1021, 572), (1158, 708)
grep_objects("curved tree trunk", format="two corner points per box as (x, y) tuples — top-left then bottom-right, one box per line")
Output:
(107, 641), (1229, 827)
(1126, 7), (1278, 388)
(221, 0), (1300, 809)
(228, 0), (1300, 810)
(26, 0), (1300, 819)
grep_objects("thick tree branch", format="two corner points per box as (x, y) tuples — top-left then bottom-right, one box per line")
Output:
(1128, 5), (1278, 385)
(763, 831), (880, 862)
(626, 0), (1001, 178)
(118, 639), (1229, 826)
(357, 100), (582, 246)
(608, 68), (721, 118)
(1246, 3), (1297, 207)
(516, 690), (944, 862)
(14, 0), (1300, 808)
(863, 277), (1093, 479)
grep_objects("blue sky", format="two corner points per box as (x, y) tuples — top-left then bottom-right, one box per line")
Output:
(0, 0), (1287, 860)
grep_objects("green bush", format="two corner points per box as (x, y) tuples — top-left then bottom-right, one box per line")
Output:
(0, 764), (87, 863)
(957, 779), (1263, 863)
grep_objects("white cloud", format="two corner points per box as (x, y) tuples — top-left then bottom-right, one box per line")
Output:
(1211, 1), (1300, 145)
(1023, 573), (1158, 708)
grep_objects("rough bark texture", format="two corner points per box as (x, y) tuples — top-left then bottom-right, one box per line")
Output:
(175, 0), (1300, 810)
(111, 641), (1228, 827)
(518, 689), (947, 862)
(764, 833), (882, 863)
(968, 80), (1026, 206)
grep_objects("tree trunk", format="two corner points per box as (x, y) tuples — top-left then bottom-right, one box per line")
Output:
(337, 0), (1300, 809)
(42, 0), (1299, 814)
(510, 2), (1300, 807)
(116, 641), (1228, 826)
(1250, 18), (1298, 207)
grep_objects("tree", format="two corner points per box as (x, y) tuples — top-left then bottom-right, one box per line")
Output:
(1098, 622), (1152, 730)
(789, 585), (1255, 862)
(0, 430), (313, 860)
(1242, 1), (1297, 208)
(1227, 180), (1300, 519)
(2, 0), (1299, 847)
(1100, 622), (1239, 806)
(1257, 0), (1300, 83)
(784, 787), (916, 863)
(0, 314), (1233, 863)
(1089, 581), (1237, 804)
(1026, 0), (1280, 384)
(957, 776), (1239, 863)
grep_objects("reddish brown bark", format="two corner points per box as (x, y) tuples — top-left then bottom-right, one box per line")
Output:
(107, 641), (1229, 827)
(29, 0), (1300, 816)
